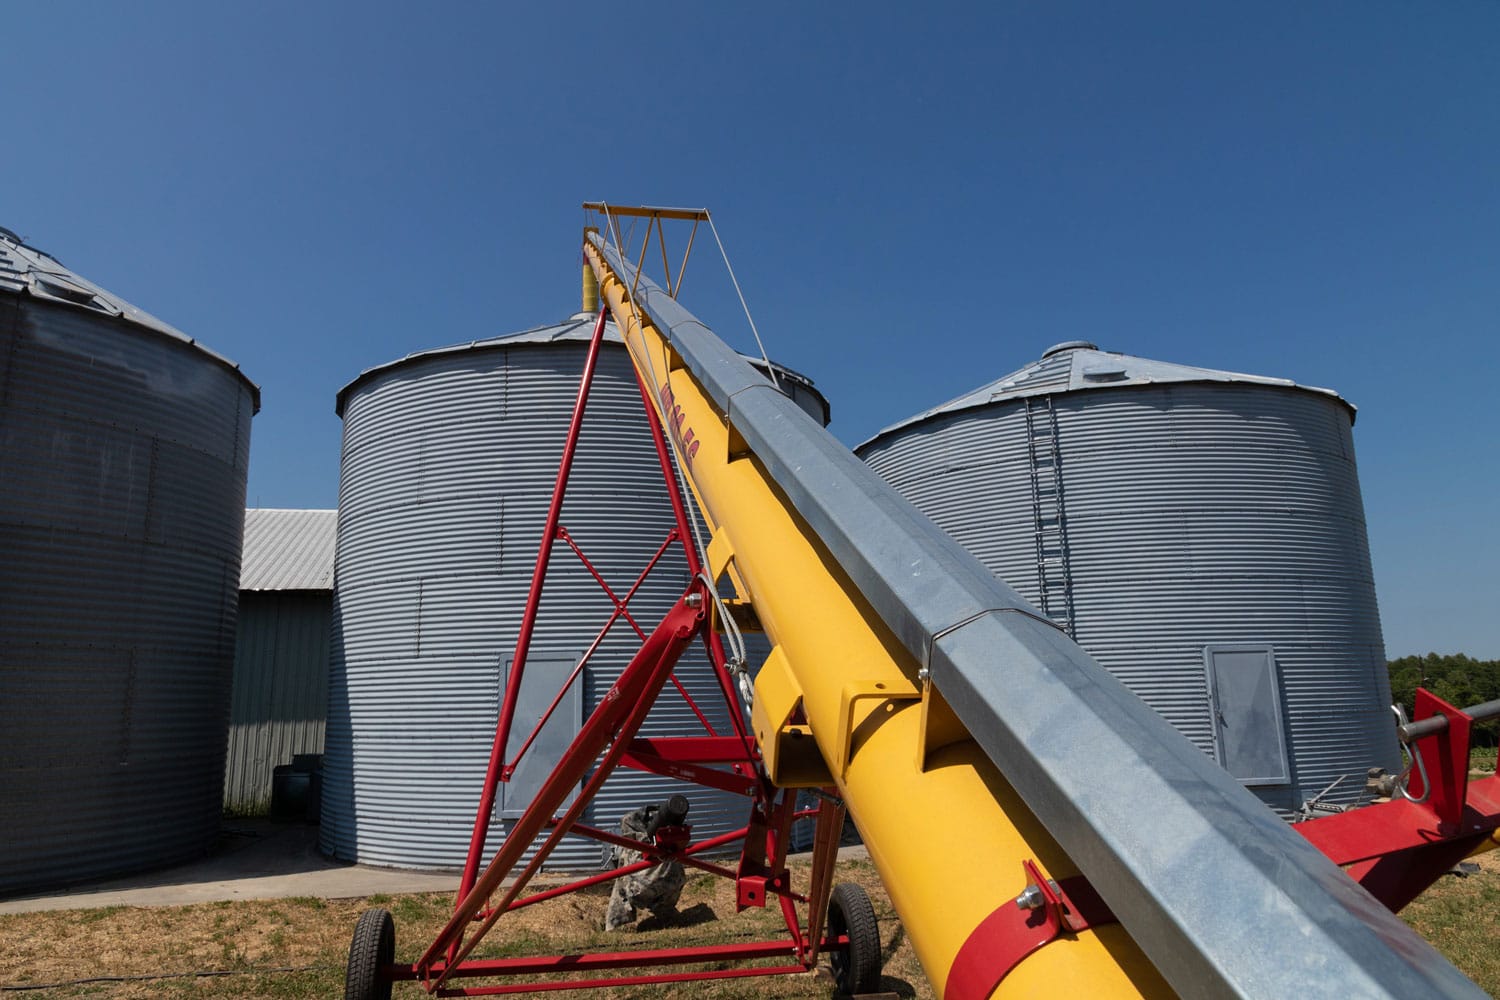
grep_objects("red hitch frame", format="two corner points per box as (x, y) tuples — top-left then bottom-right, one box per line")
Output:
(1297, 688), (1500, 912)
(362, 307), (853, 996)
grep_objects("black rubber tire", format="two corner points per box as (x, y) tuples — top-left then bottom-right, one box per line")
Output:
(827, 882), (881, 996)
(345, 908), (395, 1000)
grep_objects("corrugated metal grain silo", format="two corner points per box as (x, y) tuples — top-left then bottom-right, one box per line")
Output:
(857, 342), (1399, 816)
(322, 314), (828, 869)
(0, 229), (258, 895)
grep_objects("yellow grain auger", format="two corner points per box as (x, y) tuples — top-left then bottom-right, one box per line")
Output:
(343, 205), (1500, 999)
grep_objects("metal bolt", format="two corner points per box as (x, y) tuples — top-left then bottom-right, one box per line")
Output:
(1014, 884), (1044, 911)
(917, 667), (931, 685)
(684, 593), (703, 608)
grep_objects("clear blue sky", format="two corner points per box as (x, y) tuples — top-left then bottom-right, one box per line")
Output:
(6, 3), (1496, 658)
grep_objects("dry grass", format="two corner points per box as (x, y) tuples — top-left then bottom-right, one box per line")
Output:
(2, 852), (1496, 999)
(1472, 745), (1498, 775)
(0, 858), (928, 999)
(1402, 847), (1500, 996)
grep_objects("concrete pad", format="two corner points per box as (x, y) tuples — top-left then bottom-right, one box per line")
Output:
(0, 821), (460, 914)
(0, 820), (873, 916)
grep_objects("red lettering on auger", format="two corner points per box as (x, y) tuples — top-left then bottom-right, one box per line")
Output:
(657, 382), (700, 466)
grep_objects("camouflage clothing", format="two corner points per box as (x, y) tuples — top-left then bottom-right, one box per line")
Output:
(604, 804), (686, 931)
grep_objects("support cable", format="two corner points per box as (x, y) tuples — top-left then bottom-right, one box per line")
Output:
(699, 570), (752, 708)
(706, 211), (780, 389)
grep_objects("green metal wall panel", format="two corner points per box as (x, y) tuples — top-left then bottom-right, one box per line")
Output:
(224, 592), (331, 815)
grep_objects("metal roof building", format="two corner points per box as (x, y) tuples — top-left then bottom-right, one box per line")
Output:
(225, 510), (337, 815)
(857, 342), (1399, 817)
(0, 228), (257, 895)
(322, 313), (827, 870)
(241, 508), (339, 591)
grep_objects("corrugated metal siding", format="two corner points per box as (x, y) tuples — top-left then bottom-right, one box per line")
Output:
(0, 296), (253, 895)
(859, 378), (1398, 816)
(224, 592), (331, 814)
(241, 509), (337, 591)
(323, 339), (766, 870)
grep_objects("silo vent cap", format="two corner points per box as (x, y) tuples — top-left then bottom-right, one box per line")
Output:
(1042, 340), (1098, 358)
(1082, 363), (1129, 382)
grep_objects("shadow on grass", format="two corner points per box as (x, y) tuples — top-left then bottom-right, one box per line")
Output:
(878, 975), (919, 998)
(874, 916), (920, 998)
(636, 902), (718, 931)
(881, 919), (906, 963)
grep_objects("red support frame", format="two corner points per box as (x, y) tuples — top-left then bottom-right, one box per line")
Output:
(945, 860), (1116, 1000)
(375, 306), (846, 996)
(1297, 688), (1500, 912)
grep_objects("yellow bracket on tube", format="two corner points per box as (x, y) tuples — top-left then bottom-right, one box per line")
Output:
(752, 646), (833, 787)
(835, 680), (921, 780)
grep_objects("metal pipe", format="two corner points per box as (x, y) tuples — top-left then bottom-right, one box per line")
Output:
(582, 262), (600, 314)
(1399, 698), (1500, 742)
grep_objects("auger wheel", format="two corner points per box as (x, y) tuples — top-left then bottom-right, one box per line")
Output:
(827, 882), (881, 996)
(345, 908), (395, 1000)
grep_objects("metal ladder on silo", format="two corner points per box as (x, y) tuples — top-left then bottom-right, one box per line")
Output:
(1025, 395), (1076, 637)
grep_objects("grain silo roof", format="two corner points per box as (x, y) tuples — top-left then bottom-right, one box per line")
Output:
(0, 226), (260, 412)
(335, 313), (826, 420)
(241, 508), (338, 591)
(334, 315), (617, 417)
(862, 341), (1354, 447)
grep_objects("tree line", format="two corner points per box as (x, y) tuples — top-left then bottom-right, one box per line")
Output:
(1388, 653), (1499, 746)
